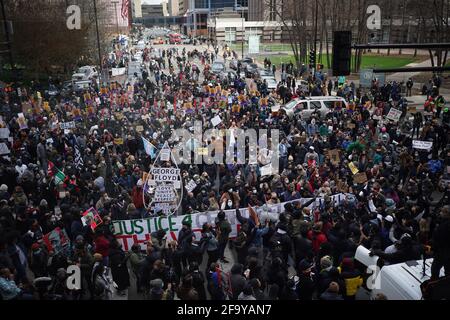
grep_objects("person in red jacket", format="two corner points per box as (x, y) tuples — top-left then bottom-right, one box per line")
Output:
(94, 231), (110, 267)
(132, 179), (144, 210)
(307, 222), (328, 254)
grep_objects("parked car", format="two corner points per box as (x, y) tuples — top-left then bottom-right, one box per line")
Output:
(271, 96), (348, 119)
(229, 59), (238, 70)
(153, 37), (164, 45)
(240, 57), (254, 68)
(183, 38), (193, 45)
(263, 78), (278, 90)
(211, 61), (225, 75)
(219, 70), (239, 83)
(72, 66), (98, 82)
(245, 63), (259, 78)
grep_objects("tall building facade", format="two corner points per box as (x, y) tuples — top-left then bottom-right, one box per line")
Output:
(185, 0), (249, 36)
(131, 0), (143, 18)
(168, 0), (180, 16)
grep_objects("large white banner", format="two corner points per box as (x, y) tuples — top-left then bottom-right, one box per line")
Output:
(112, 194), (345, 250)
(112, 67), (127, 77)
(412, 140), (433, 150)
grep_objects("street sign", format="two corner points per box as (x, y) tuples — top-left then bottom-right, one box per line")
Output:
(360, 69), (386, 87)
(248, 35), (260, 55)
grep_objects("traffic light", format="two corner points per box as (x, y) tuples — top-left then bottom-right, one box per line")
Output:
(309, 50), (316, 68)
(332, 31), (352, 76)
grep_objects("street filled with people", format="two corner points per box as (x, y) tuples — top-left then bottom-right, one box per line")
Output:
(0, 29), (449, 301)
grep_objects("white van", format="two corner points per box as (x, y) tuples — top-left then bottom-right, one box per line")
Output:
(355, 245), (445, 300)
(72, 66), (99, 82)
(272, 96), (348, 119)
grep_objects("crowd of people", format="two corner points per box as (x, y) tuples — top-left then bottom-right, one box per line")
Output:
(0, 32), (449, 301)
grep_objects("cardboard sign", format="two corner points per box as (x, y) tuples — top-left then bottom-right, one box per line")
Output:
(386, 108), (402, 122)
(154, 185), (177, 203)
(114, 138), (124, 145)
(0, 128), (10, 139)
(160, 148), (171, 162)
(59, 121), (76, 130)
(211, 115), (222, 127)
(43, 101), (51, 112)
(0, 142), (10, 155)
(328, 149), (340, 166)
(353, 172), (368, 184)
(347, 122), (356, 129)
(407, 106), (417, 113)
(412, 140), (433, 150)
(260, 164), (273, 176)
(17, 115), (28, 130)
(150, 167), (180, 182)
(136, 125), (144, 132)
(185, 180), (197, 193)
(348, 162), (359, 175)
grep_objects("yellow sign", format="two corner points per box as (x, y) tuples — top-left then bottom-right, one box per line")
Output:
(43, 101), (50, 112)
(197, 148), (208, 156)
(114, 138), (124, 145)
(115, 112), (124, 120)
(348, 162), (359, 175)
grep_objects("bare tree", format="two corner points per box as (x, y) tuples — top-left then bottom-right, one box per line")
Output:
(3, 0), (112, 78)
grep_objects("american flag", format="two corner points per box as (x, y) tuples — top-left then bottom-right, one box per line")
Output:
(121, 0), (130, 20)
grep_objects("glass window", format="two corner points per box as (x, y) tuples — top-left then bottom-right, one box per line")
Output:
(310, 101), (322, 109)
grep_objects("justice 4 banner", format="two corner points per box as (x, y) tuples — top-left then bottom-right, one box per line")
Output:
(112, 194), (345, 251)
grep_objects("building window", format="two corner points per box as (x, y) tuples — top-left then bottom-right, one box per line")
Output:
(225, 27), (236, 43)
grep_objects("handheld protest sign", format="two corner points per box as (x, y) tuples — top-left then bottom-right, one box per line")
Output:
(143, 142), (183, 216)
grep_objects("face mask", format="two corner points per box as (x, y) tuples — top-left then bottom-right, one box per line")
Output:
(227, 200), (232, 206)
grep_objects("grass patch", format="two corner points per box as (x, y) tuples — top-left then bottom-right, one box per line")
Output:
(256, 53), (422, 71)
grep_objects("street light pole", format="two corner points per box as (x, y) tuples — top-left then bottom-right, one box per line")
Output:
(112, 0), (120, 35)
(239, 7), (244, 58)
(93, 0), (103, 83)
(0, 0), (15, 78)
(312, 0), (319, 79)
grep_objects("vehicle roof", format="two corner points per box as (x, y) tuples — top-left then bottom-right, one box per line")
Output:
(292, 96), (346, 101)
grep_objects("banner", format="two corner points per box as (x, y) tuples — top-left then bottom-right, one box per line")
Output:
(150, 167), (180, 183)
(60, 121), (76, 130)
(0, 127), (10, 139)
(386, 108), (402, 122)
(412, 140), (433, 150)
(112, 67), (127, 77)
(112, 194), (345, 250)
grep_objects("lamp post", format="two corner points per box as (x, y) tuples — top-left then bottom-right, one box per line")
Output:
(93, 0), (103, 84)
(1, 0), (15, 79)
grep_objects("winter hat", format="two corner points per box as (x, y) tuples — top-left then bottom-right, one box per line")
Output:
(298, 259), (313, 272)
(320, 256), (333, 269)
(0, 184), (7, 191)
(341, 257), (354, 270)
(40, 199), (48, 207)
